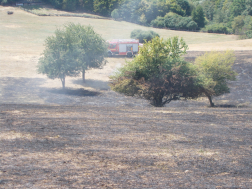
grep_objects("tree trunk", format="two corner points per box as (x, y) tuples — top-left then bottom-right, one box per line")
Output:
(61, 76), (65, 90)
(153, 95), (163, 107)
(82, 69), (85, 83)
(207, 95), (214, 107)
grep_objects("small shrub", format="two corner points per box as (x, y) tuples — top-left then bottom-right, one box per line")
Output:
(130, 29), (160, 43)
(187, 21), (198, 30)
(202, 23), (231, 34)
(111, 9), (120, 20)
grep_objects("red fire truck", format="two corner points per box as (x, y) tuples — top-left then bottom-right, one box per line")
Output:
(107, 39), (139, 57)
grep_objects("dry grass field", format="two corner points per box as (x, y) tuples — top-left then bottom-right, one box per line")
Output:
(0, 5), (252, 188)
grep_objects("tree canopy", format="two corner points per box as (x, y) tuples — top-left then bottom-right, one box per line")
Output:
(37, 25), (80, 89)
(37, 23), (107, 89)
(110, 36), (199, 107)
(194, 51), (237, 107)
(130, 29), (160, 43)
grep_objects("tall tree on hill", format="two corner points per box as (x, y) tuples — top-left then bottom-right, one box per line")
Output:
(192, 5), (205, 28)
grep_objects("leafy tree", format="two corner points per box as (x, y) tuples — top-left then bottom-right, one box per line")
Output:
(66, 23), (107, 83)
(192, 5), (205, 28)
(232, 15), (245, 34)
(243, 0), (252, 16)
(194, 51), (237, 107)
(37, 24), (81, 89)
(111, 8), (120, 20)
(62, 0), (78, 11)
(93, 0), (121, 16)
(202, 23), (230, 34)
(177, 0), (192, 16)
(202, 0), (215, 21)
(38, 23), (107, 88)
(230, 0), (246, 17)
(130, 29), (160, 43)
(79, 0), (94, 11)
(110, 36), (199, 107)
(187, 20), (198, 30)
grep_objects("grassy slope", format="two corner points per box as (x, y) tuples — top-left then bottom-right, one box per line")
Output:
(0, 6), (244, 54)
(0, 5), (251, 86)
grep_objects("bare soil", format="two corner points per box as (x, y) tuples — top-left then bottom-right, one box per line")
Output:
(0, 51), (252, 188)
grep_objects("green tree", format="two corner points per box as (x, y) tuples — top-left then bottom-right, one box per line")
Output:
(37, 24), (81, 89)
(93, 0), (121, 16)
(79, 0), (94, 11)
(66, 23), (107, 83)
(232, 15), (245, 34)
(192, 5), (205, 28)
(194, 51), (237, 107)
(130, 29), (160, 43)
(231, 0), (246, 17)
(202, 0), (215, 21)
(111, 8), (120, 20)
(110, 36), (199, 107)
(38, 23), (107, 88)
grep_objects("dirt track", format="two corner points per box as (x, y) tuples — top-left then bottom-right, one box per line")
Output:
(0, 51), (252, 188)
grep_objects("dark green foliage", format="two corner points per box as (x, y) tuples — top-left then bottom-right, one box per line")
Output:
(1, 0), (17, 5)
(130, 29), (159, 43)
(152, 13), (198, 30)
(151, 17), (165, 28)
(245, 30), (252, 38)
(231, 0), (246, 17)
(78, 0), (94, 11)
(202, 23), (231, 34)
(232, 15), (252, 38)
(62, 0), (78, 11)
(232, 15), (245, 34)
(111, 8), (120, 20)
(93, 0), (121, 16)
(110, 36), (200, 107)
(192, 5), (205, 28)
(177, 0), (191, 16)
(187, 21), (198, 30)
(202, 0), (214, 21)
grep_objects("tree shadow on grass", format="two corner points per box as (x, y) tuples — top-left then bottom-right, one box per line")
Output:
(72, 79), (110, 91)
(48, 88), (101, 97)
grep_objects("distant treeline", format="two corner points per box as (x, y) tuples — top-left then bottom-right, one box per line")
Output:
(3, 0), (252, 37)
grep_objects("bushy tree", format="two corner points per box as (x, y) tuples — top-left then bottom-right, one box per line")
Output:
(37, 24), (80, 89)
(110, 36), (199, 107)
(38, 23), (107, 88)
(130, 29), (159, 43)
(231, 0), (246, 17)
(111, 8), (120, 20)
(232, 15), (245, 34)
(67, 23), (107, 83)
(192, 5), (205, 28)
(194, 51), (237, 107)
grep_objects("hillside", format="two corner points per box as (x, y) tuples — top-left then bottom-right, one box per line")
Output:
(0, 5), (252, 188)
